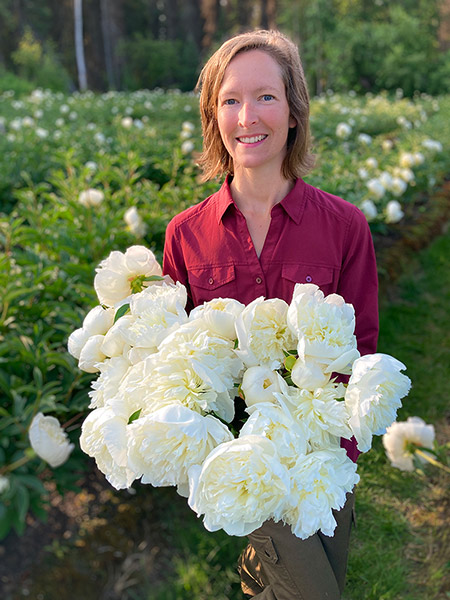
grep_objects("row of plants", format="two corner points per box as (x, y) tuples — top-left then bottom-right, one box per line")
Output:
(0, 87), (449, 541)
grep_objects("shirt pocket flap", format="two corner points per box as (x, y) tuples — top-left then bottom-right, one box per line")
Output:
(188, 264), (236, 291)
(282, 264), (334, 286)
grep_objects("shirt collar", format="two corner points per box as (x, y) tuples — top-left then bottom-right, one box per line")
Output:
(215, 176), (307, 225)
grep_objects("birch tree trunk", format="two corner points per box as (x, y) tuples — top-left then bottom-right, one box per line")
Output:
(74, 0), (88, 90)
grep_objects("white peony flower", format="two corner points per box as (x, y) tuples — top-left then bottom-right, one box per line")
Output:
(283, 449), (359, 539)
(29, 413), (74, 468)
(366, 178), (385, 199)
(395, 167), (414, 183)
(345, 353), (411, 452)
(279, 378), (352, 446)
(78, 189), (104, 208)
(358, 133), (372, 145)
(189, 297), (244, 340)
(94, 245), (163, 306)
(188, 435), (290, 536)
(181, 140), (194, 154)
(336, 123), (352, 138)
(390, 177), (407, 197)
(290, 357), (331, 390)
(421, 139), (442, 152)
(413, 152), (424, 165)
(121, 116), (133, 128)
(287, 284), (359, 376)
(127, 404), (234, 497)
(360, 199), (378, 221)
(89, 356), (131, 409)
(114, 282), (188, 350)
(236, 297), (296, 369)
(0, 475), (9, 494)
(78, 334), (107, 373)
(382, 139), (394, 151)
(358, 167), (369, 179)
(68, 327), (90, 360)
(79, 406), (137, 489)
(382, 416), (435, 472)
(385, 200), (404, 223)
(82, 305), (115, 336)
(241, 402), (308, 467)
(240, 365), (283, 407)
(399, 152), (415, 168)
(379, 171), (393, 189)
(124, 206), (147, 237)
(365, 157), (378, 169)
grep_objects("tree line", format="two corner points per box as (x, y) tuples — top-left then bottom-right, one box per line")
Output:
(1, 0), (449, 96)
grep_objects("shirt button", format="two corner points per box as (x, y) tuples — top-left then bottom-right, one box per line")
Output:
(256, 277), (262, 284)
(305, 275), (312, 282)
(208, 277), (214, 285)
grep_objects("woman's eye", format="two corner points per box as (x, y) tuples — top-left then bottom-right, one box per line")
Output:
(262, 94), (274, 101)
(223, 98), (237, 105)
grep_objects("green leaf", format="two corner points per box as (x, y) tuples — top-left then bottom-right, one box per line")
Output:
(143, 275), (164, 282)
(114, 303), (130, 323)
(14, 484), (30, 525)
(128, 409), (142, 424)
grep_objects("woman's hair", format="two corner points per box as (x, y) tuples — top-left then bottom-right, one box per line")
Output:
(196, 29), (315, 182)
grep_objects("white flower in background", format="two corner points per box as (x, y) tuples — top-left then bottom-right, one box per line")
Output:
(80, 406), (137, 489)
(127, 404), (234, 497)
(287, 284), (359, 376)
(413, 152), (424, 165)
(397, 116), (412, 129)
(283, 449), (359, 539)
(360, 199), (378, 221)
(182, 121), (195, 133)
(78, 188), (104, 208)
(382, 417), (435, 472)
(365, 157), (378, 169)
(180, 129), (192, 139)
(0, 475), (9, 494)
(35, 127), (48, 139)
(336, 122), (352, 138)
(367, 178), (385, 199)
(241, 402), (308, 466)
(399, 152), (415, 168)
(94, 132), (106, 144)
(94, 245), (163, 306)
(382, 139), (394, 151)
(10, 118), (22, 131)
(390, 177), (407, 197)
(397, 167), (415, 183)
(189, 297), (244, 340)
(235, 297), (296, 370)
(421, 139), (442, 152)
(29, 413), (74, 468)
(358, 167), (369, 179)
(85, 161), (98, 171)
(89, 356), (131, 409)
(124, 206), (148, 237)
(358, 133), (372, 145)
(379, 171), (393, 189)
(240, 365), (282, 407)
(188, 435), (290, 536)
(345, 353), (411, 452)
(22, 116), (35, 127)
(181, 140), (194, 154)
(121, 116), (133, 128)
(386, 200), (405, 224)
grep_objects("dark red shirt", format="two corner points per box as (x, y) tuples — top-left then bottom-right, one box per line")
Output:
(163, 176), (379, 461)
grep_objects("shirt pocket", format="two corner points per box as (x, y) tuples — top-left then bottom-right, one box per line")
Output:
(281, 264), (336, 295)
(187, 264), (237, 305)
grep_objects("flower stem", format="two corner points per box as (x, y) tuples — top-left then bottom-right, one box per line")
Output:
(415, 448), (450, 474)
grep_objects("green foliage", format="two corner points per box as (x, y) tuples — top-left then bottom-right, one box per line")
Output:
(0, 69), (35, 96)
(120, 35), (200, 92)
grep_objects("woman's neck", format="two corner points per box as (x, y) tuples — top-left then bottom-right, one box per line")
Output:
(230, 168), (294, 216)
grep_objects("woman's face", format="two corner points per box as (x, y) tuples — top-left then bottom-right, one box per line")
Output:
(217, 49), (296, 176)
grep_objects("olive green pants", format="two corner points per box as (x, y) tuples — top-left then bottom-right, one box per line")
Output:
(238, 492), (355, 600)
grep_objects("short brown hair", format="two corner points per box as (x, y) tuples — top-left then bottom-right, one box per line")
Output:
(196, 29), (315, 182)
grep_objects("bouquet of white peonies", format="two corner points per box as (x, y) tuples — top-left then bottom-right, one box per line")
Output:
(68, 245), (411, 540)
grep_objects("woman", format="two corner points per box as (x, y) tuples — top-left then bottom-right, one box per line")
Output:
(163, 29), (378, 600)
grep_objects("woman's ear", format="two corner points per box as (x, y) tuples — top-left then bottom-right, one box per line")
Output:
(289, 115), (297, 128)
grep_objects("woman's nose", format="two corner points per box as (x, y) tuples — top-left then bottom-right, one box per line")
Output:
(238, 102), (258, 127)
